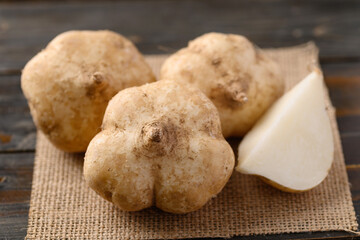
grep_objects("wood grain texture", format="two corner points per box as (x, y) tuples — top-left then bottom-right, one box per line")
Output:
(324, 62), (360, 117)
(0, 75), (36, 152)
(0, 0), (360, 71)
(0, 153), (33, 239)
(347, 168), (360, 236)
(337, 116), (360, 166)
(323, 62), (360, 167)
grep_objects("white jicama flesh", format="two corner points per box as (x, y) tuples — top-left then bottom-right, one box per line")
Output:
(236, 70), (334, 192)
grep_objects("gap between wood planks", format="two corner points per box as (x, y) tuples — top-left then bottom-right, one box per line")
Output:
(347, 164), (360, 170)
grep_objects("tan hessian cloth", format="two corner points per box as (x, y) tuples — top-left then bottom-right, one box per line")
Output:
(26, 43), (358, 239)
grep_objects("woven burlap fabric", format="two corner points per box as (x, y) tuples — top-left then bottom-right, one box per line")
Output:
(26, 43), (358, 239)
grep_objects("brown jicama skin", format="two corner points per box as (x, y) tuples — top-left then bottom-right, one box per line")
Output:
(160, 32), (284, 137)
(21, 30), (155, 152)
(84, 80), (235, 214)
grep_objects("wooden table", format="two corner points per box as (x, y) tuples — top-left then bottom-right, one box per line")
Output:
(0, 1), (359, 239)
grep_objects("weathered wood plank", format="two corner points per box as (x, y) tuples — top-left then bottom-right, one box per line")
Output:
(348, 168), (360, 204)
(347, 167), (360, 235)
(336, 115), (360, 166)
(0, 75), (36, 152)
(0, 152), (33, 239)
(0, 208), (28, 239)
(324, 62), (360, 117)
(0, 0), (360, 71)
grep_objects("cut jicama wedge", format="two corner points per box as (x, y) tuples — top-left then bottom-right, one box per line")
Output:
(236, 70), (334, 192)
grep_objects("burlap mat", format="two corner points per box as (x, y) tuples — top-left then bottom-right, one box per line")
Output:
(26, 43), (358, 239)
